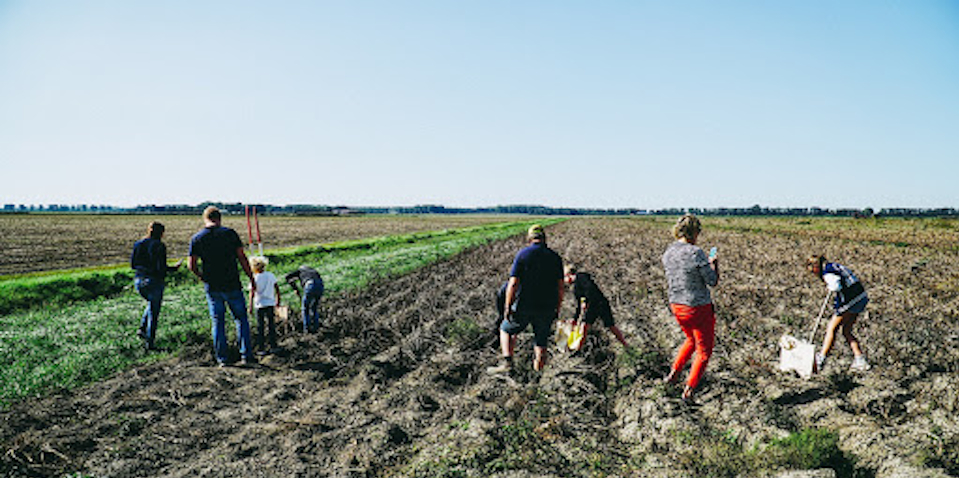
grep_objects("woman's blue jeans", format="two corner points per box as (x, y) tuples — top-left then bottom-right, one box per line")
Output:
(302, 280), (324, 332)
(135, 276), (164, 348)
(204, 287), (253, 364)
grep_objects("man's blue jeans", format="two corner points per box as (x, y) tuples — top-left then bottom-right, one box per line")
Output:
(204, 288), (253, 364)
(302, 279), (324, 332)
(135, 276), (164, 348)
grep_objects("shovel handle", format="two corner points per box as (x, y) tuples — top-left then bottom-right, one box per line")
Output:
(808, 290), (832, 342)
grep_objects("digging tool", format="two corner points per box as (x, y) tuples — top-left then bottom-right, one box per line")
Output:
(254, 206), (263, 256)
(779, 290), (832, 379)
(245, 205), (264, 256)
(245, 205), (255, 256)
(567, 320), (586, 351)
(807, 289), (832, 344)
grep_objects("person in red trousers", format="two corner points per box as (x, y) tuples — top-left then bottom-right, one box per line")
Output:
(661, 214), (720, 402)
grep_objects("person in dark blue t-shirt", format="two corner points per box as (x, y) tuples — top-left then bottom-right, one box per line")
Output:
(130, 221), (181, 351)
(488, 224), (564, 373)
(188, 206), (257, 367)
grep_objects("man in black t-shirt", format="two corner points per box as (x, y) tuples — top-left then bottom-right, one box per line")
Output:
(565, 265), (629, 348)
(188, 206), (257, 367)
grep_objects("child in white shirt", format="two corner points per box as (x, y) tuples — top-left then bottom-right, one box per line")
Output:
(249, 256), (281, 355)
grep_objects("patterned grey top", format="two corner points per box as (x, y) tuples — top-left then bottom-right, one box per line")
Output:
(662, 240), (718, 306)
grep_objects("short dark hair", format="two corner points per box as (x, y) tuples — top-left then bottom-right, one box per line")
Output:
(147, 221), (165, 239)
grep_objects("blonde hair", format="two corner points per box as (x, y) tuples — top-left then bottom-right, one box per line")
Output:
(527, 224), (546, 241)
(203, 206), (221, 223)
(249, 256), (269, 272)
(672, 214), (702, 241)
(806, 255), (825, 274)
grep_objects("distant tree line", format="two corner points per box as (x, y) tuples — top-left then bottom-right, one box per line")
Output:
(364, 205), (643, 216)
(2, 204), (122, 213)
(3, 203), (958, 218)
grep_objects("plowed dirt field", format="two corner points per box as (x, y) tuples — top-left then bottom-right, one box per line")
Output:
(2, 218), (957, 477)
(0, 215), (514, 275)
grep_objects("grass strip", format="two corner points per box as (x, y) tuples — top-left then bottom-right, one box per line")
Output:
(0, 219), (564, 408)
(0, 220), (558, 316)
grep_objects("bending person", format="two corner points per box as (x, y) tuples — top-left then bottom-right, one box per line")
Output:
(564, 265), (628, 348)
(285, 265), (324, 334)
(662, 214), (719, 402)
(806, 255), (870, 372)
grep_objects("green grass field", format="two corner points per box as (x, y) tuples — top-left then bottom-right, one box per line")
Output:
(0, 219), (563, 408)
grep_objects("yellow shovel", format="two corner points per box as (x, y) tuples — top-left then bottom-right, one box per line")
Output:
(567, 321), (586, 351)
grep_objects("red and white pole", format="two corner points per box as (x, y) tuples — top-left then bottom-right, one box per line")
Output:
(253, 206), (263, 255)
(245, 205), (254, 255)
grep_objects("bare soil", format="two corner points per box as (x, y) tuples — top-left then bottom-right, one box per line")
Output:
(1, 218), (957, 477)
(0, 214), (514, 275)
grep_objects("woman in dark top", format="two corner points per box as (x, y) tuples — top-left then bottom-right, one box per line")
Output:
(130, 222), (181, 350)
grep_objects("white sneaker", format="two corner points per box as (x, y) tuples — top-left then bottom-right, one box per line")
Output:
(815, 352), (826, 372)
(851, 355), (871, 372)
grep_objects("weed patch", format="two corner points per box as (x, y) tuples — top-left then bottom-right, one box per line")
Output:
(671, 427), (871, 478)
(444, 317), (484, 348)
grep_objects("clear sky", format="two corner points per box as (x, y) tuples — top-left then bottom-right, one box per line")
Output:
(1, 1), (957, 209)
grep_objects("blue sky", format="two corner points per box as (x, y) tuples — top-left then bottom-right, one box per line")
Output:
(1, 1), (957, 209)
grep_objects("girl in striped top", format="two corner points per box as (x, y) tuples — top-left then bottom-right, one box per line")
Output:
(807, 255), (871, 372)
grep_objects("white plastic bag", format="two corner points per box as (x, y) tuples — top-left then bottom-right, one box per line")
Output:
(779, 334), (816, 379)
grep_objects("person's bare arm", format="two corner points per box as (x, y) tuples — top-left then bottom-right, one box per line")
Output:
(556, 279), (565, 316)
(708, 256), (720, 286)
(188, 255), (202, 281)
(236, 248), (256, 290)
(504, 277), (520, 319)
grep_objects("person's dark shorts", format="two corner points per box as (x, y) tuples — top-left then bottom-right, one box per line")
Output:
(839, 296), (868, 315)
(583, 300), (615, 328)
(500, 310), (555, 347)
